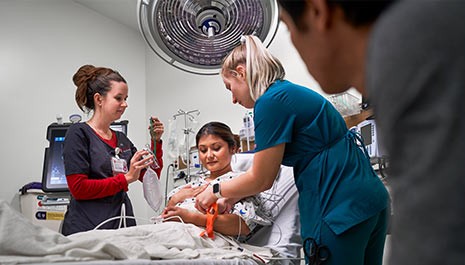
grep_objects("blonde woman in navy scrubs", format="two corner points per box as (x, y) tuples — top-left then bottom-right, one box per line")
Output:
(196, 36), (389, 265)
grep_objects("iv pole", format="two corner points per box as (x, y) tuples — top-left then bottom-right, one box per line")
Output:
(173, 109), (200, 183)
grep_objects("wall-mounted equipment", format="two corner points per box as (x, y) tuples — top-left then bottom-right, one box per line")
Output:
(354, 119), (389, 179)
(137, 0), (279, 75)
(354, 119), (388, 160)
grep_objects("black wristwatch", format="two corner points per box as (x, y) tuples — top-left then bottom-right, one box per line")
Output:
(212, 183), (222, 199)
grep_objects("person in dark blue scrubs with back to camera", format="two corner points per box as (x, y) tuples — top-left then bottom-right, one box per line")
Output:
(278, 1), (465, 265)
(61, 64), (164, 235)
(195, 35), (390, 265)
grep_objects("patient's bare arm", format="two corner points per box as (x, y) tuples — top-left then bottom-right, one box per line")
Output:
(161, 206), (250, 236)
(214, 214), (250, 236)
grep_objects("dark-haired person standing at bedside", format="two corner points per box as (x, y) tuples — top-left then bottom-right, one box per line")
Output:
(61, 64), (164, 235)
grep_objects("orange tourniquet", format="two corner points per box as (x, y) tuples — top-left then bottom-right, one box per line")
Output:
(200, 203), (218, 239)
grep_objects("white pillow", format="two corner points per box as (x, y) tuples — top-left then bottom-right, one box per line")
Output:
(231, 153), (254, 172)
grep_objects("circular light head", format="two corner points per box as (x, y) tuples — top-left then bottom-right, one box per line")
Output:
(137, 0), (279, 75)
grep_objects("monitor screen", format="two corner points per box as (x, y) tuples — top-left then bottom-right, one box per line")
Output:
(110, 120), (128, 135)
(360, 123), (373, 146)
(41, 120), (128, 193)
(42, 125), (68, 192)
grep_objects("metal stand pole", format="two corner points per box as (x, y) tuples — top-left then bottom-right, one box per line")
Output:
(172, 109), (200, 183)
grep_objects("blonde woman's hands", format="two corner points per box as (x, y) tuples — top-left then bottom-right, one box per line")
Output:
(125, 149), (153, 184)
(149, 116), (164, 142)
(217, 197), (237, 214)
(195, 186), (218, 214)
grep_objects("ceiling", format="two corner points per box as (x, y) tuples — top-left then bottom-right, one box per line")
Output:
(72, 0), (139, 31)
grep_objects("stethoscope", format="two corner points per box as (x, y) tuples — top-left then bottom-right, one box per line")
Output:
(303, 237), (330, 265)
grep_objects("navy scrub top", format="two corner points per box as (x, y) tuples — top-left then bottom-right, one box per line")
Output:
(254, 80), (388, 240)
(62, 122), (137, 235)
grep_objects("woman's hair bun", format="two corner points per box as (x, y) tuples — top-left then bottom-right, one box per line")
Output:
(73, 64), (96, 87)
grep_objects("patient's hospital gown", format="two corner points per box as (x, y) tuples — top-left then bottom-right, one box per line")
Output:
(168, 171), (273, 233)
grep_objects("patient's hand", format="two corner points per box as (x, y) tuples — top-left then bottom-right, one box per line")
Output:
(167, 184), (207, 207)
(161, 206), (195, 224)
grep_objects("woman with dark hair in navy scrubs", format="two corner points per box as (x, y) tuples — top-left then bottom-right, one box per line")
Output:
(62, 64), (164, 235)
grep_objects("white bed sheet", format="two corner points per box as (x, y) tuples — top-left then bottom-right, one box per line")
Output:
(0, 199), (277, 265)
(26, 259), (258, 265)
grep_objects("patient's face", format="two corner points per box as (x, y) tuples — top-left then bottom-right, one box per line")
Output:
(197, 134), (233, 178)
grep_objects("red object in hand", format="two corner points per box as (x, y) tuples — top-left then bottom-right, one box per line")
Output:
(200, 203), (218, 239)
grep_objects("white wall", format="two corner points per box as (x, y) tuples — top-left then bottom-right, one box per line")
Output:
(0, 0), (148, 217)
(0, 0), (321, 221)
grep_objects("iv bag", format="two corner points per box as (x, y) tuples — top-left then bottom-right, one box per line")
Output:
(143, 167), (163, 212)
(166, 118), (178, 162)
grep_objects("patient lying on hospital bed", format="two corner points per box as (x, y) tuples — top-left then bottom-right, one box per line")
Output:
(159, 122), (301, 264)
(161, 122), (273, 238)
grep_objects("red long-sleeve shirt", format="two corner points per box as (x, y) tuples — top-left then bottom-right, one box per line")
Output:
(66, 133), (163, 200)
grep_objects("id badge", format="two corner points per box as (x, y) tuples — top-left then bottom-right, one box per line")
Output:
(111, 156), (128, 174)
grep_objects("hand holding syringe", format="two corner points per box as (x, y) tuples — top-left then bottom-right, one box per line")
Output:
(146, 116), (164, 170)
(149, 116), (164, 142)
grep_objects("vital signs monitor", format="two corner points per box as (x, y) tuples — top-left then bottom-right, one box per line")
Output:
(41, 121), (128, 192)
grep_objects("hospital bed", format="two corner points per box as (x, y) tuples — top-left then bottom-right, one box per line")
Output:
(0, 153), (301, 265)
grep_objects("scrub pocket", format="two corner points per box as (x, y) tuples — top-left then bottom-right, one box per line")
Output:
(298, 188), (322, 240)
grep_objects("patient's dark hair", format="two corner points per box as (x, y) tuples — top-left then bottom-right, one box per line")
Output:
(73, 64), (126, 112)
(196, 122), (237, 151)
(278, 0), (395, 30)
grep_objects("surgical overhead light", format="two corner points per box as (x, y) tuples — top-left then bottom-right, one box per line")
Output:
(137, 0), (279, 75)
